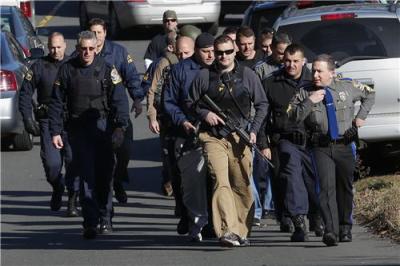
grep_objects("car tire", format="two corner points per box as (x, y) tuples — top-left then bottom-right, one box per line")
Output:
(13, 130), (33, 151)
(108, 5), (121, 40)
(203, 22), (219, 36)
(79, 2), (88, 30)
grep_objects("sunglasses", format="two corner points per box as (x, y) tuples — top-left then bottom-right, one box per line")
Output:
(79, 46), (96, 52)
(163, 19), (177, 23)
(215, 49), (235, 56)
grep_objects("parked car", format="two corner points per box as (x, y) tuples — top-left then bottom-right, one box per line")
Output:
(1, 0), (36, 27)
(0, 5), (43, 57)
(79, 0), (221, 38)
(273, 2), (400, 168)
(220, 1), (252, 23)
(0, 31), (42, 151)
(242, 1), (292, 38)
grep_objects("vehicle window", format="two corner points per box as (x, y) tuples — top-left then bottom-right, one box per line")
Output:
(8, 35), (26, 62)
(16, 8), (35, 35)
(0, 14), (15, 35)
(277, 18), (400, 62)
(0, 37), (12, 65)
(250, 6), (288, 38)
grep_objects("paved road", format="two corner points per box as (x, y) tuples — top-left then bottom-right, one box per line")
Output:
(1, 1), (399, 266)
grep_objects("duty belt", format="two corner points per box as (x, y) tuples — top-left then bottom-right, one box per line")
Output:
(310, 133), (346, 147)
(278, 132), (307, 146)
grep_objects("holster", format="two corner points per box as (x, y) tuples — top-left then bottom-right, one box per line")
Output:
(34, 104), (49, 120)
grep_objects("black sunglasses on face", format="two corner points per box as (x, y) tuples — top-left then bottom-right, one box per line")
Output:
(215, 49), (235, 56)
(79, 46), (96, 52)
(164, 19), (177, 23)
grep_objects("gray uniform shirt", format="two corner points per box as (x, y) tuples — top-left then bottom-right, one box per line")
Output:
(254, 56), (282, 81)
(287, 78), (375, 136)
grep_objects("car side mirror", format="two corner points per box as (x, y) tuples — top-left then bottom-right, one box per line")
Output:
(29, 47), (44, 59)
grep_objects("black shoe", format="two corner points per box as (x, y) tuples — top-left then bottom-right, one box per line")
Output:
(290, 215), (308, 242)
(50, 184), (65, 211)
(323, 232), (338, 247)
(201, 224), (216, 239)
(219, 232), (240, 247)
(83, 227), (97, 239)
(99, 220), (113, 234)
(253, 217), (261, 227)
(238, 237), (251, 247)
(280, 217), (294, 233)
(339, 226), (352, 242)
(66, 191), (79, 217)
(114, 182), (128, 204)
(309, 214), (324, 237)
(177, 216), (189, 235)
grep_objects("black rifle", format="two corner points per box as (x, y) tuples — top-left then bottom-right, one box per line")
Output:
(201, 94), (274, 169)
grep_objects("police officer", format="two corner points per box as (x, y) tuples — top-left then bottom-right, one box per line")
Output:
(235, 26), (266, 69)
(19, 32), (79, 217)
(49, 31), (129, 239)
(287, 54), (375, 246)
(254, 32), (292, 81)
(257, 28), (274, 56)
(147, 35), (194, 197)
(164, 33), (215, 242)
(144, 10), (178, 69)
(258, 44), (320, 241)
(189, 35), (268, 247)
(89, 18), (144, 204)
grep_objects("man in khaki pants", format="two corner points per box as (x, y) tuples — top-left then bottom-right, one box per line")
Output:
(189, 35), (268, 247)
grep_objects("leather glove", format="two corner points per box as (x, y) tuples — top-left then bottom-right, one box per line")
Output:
(112, 127), (125, 150)
(131, 99), (143, 118)
(23, 118), (40, 136)
(343, 125), (358, 144)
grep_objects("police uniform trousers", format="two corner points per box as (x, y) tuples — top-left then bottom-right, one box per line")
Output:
(278, 139), (316, 217)
(67, 117), (115, 228)
(312, 143), (355, 236)
(39, 118), (78, 192)
(199, 131), (254, 238)
(175, 139), (208, 237)
(114, 119), (133, 183)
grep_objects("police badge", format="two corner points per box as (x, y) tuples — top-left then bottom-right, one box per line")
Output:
(338, 91), (346, 102)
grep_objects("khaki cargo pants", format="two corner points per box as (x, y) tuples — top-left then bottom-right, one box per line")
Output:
(199, 131), (254, 238)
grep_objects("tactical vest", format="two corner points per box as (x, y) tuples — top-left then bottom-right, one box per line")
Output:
(37, 58), (61, 104)
(67, 60), (110, 119)
(207, 65), (251, 122)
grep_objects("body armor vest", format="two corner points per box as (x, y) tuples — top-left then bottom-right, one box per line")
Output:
(67, 60), (110, 119)
(207, 65), (251, 122)
(206, 65), (251, 137)
(37, 58), (61, 104)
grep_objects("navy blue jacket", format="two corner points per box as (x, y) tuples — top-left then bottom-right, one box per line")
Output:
(163, 56), (202, 127)
(48, 56), (129, 136)
(99, 40), (144, 101)
(19, 55), (69, 120)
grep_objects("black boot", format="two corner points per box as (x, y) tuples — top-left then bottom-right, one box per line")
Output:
(50, 183), (65, 211)
(339, 225), (352, 242)
(290, 215), (308, 242)
(114, 181), (128, 204)
(66, 191), (79, 217)
(309, 214), (324, 237)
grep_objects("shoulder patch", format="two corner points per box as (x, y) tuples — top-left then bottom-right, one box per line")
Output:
(111, 67), (122, 84)
(143, 73), (149, 81)
(127, 54), (134, 63)
(352, 80), (373, 92)
(25, 70), (33, 81)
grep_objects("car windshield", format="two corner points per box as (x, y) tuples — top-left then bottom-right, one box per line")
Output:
(249, 5), (288, 38)
(0, 14), (15, 35)
(277, 17), (400, 62)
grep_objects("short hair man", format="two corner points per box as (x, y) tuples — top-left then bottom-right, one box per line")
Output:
(189, 35), (268, 247)
(144, 10), (179, 69)
(235, 26), (266, 69)
(287, 54), (375, 246)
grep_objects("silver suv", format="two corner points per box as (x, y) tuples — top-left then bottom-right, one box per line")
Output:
(273, 2), (400, 166)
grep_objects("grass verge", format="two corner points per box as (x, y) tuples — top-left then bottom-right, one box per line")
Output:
(354, 175), (400, 243)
